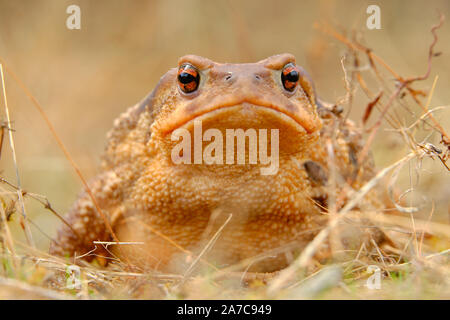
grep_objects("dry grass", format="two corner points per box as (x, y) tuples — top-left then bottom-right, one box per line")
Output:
(0, 2), (449, 300)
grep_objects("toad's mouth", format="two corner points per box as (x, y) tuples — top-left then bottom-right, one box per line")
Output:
(153, 98), (323, 159)
(178, 103), (306, 134)
(156, 95), (322, 135)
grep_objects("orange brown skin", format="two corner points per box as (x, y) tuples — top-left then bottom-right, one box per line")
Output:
(50, 54), (381, 272)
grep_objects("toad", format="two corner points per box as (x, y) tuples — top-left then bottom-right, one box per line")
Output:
(50, 54), (385, 272)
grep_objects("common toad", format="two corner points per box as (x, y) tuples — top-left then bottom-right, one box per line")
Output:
(50, 54), (383, 272)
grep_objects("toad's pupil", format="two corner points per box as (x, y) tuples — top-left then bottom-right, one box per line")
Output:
(178, 64), (200, 93)
(282, 63), (300, 91)
(285, 70), (299, 82)
(178, 72), (194, 84)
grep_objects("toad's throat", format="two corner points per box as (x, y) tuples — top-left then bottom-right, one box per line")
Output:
(157, 95), (322, 135)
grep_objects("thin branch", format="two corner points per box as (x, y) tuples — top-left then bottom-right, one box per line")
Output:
(0, 58), (131, 267)
(317, 14), (449, 144)
(0, 177), (81, 240)
(268, 150), (422, 295)
(0, 63), (34, 247)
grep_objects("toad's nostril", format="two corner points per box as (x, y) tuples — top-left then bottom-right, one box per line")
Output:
(225, 72), (233, 81)
(254, 74), (261, 80)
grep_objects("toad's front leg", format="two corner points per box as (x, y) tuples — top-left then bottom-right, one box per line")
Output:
(49, 170), (124, 263)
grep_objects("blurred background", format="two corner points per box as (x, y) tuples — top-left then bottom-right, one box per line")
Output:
(0, 0), (449, 250)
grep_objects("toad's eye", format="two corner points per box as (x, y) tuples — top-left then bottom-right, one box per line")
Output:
(281, 63), (299, 92)
(178, 63), (200, 93)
